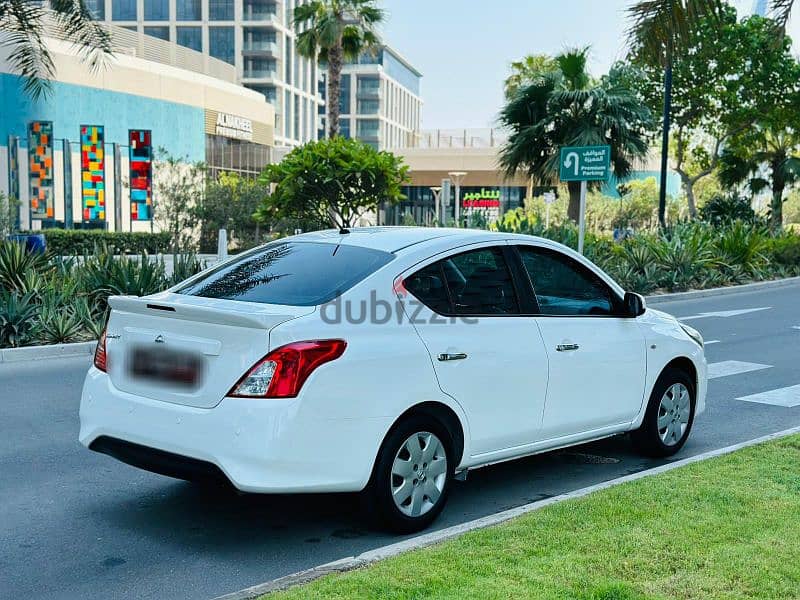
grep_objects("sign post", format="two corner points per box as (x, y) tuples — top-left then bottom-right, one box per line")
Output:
(543, 191), (556, 229)
(559, 145), (611, 254)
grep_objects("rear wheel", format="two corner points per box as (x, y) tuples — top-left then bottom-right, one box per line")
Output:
(632, 367), (696, 457)
(364, 415), (454, 533)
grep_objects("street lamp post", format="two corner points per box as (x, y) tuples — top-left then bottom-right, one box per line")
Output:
(448, 171), (467, 227)
(429, 186), (442, 225)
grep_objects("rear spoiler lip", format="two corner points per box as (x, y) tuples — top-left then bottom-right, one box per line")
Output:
(108, 295), (314, 330)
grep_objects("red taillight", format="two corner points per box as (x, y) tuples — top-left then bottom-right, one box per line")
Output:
(94, 329), (108, 372)
(229, 339), (347, 399)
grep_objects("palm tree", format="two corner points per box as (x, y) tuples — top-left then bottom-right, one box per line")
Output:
(503, 54), (556, 100)
(293, 0), (384, 139)
(627, 0), (795, 227)
(0, 0), (112, 99)
(499, 48), (653, 224)
(719, 129), (800, 230)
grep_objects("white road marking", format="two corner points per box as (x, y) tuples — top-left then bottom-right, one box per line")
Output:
(214, 425), (800, 600)
(708, 360), (772, 379)
(704, 340), (721, 345)
(679, 307), (771, 321)
(738, 385), (800, 408)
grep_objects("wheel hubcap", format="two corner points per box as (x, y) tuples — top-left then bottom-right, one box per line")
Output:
(391, 431), (447, 517)
(657, 383), (691, 446)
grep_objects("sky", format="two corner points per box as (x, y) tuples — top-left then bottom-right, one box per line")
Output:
(379, 0), (800, 130)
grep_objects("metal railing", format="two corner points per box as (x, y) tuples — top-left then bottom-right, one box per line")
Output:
(405, 128), (509, 149)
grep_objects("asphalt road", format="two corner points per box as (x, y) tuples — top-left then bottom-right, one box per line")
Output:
(2, 281), (800, 600)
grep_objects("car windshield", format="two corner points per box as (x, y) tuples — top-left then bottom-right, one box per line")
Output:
(175, 241), (394, 306)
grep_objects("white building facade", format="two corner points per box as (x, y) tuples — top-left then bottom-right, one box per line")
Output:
(321, 45), (422, 150)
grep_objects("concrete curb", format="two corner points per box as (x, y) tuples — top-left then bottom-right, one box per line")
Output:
(0, 341), (96, 363)
(214, 424), (800, 600)
(645, 276), (800, 305)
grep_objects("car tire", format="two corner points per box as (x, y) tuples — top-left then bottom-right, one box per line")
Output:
(632, 367), (696, 458)
(363, 415), (454, 533)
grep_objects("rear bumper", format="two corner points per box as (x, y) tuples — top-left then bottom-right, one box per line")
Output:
(79, 367), (393, 493)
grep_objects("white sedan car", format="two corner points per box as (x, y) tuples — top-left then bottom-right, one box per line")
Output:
(80, 227), (707, 532)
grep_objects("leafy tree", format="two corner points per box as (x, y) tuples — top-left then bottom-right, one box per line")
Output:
(0, 0), (113, 99)
(254, 137), (409, 230)
(503, 54), (556, 99)
(626, 7), (743, 218)
(293, 0), (383, 138)
(625, 1), (727, 227)
(712, 16), (800, 230)
(499, 48), (653, 223)
(195, 173), (269, 253)
(0, 191), (19, 236)
(153, 152), (205, 253)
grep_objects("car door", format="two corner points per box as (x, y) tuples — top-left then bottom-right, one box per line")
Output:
(400, 244), (550, 457)
(516, 244), (647, 441)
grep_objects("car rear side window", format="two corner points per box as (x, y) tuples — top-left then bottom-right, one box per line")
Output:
(404, 246), (519, 316)
(175, 241), (394, 306)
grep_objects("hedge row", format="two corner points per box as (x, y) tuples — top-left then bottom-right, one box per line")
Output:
(18, 230), (173, 255)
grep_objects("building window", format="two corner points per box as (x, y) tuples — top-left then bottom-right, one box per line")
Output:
(209, 27), (235, 64)
(112, 0), (137, 20)
(244, 58), (276, 78)
(85, 0), (105, 19)
(339, 74), (351, 114)
(209, 0), (234, 20)
(357, 119), (380, 140)
(144, 0), (169, 20)
(246, 84), (277, 103)
(176, 26), (202, 52)
(357, 99), (379, 115)
(294, 94), (300, 141)
(340, 119), (351, 139)
(284, 35), (292, 84)
(176, 0), (201, 20)
(284, 90), (291, 139)
(144, 26), (170, 41)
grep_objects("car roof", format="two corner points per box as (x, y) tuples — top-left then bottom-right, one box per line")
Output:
(290, 226), (518, 253)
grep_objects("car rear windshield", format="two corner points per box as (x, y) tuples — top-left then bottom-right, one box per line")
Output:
(175, 241), (394, 306)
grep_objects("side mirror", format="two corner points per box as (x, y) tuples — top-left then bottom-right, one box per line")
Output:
(623, 291), (646, 317)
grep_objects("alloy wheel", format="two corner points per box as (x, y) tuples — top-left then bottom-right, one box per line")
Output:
(390, 431), (448, 517)
(657, 383), (691, 446)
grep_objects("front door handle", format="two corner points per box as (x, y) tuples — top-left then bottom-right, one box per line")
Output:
(437, 352), (468, 362)
(556, 343), (579, 352)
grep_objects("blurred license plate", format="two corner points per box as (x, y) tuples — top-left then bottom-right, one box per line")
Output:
(130, 347), (202, 387)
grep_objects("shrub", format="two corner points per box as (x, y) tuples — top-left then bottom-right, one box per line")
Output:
(766, 234), (800, 269)
(0, 291), (38, 347)
(0, 240), (51, 292)
(19, 230), (172, 256)
(699, 194), (760, 226)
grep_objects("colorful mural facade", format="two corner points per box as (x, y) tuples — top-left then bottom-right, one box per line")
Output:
(28, 121), (54, 220)
(80, 125), (105, 222)
(128, 130), (153, 221)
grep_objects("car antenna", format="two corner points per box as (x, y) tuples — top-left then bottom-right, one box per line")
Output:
(339, 227), (350, 235)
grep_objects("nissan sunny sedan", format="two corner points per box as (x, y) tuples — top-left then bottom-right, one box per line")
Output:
(80, 227), (707, 532)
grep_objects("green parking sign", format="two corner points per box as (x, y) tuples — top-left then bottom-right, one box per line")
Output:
(559, 145), (611, 182)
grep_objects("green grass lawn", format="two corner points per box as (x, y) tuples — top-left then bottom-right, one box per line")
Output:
(268, 435), (800, 599)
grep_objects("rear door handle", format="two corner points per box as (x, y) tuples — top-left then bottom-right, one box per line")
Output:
(437, 352), (468, 362)
(556, 343), (579, 352)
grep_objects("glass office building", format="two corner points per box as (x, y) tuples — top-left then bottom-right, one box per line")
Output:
(94, 0), (322, 146)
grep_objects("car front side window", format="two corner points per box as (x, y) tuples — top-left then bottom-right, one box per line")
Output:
(518, 246), (617, 316)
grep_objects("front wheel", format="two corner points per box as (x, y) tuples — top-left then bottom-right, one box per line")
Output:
(364, 416), (453, 533)
(632, 368), (696, 457)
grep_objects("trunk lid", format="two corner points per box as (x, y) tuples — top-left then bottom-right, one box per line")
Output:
(105, 292), (314, 408)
